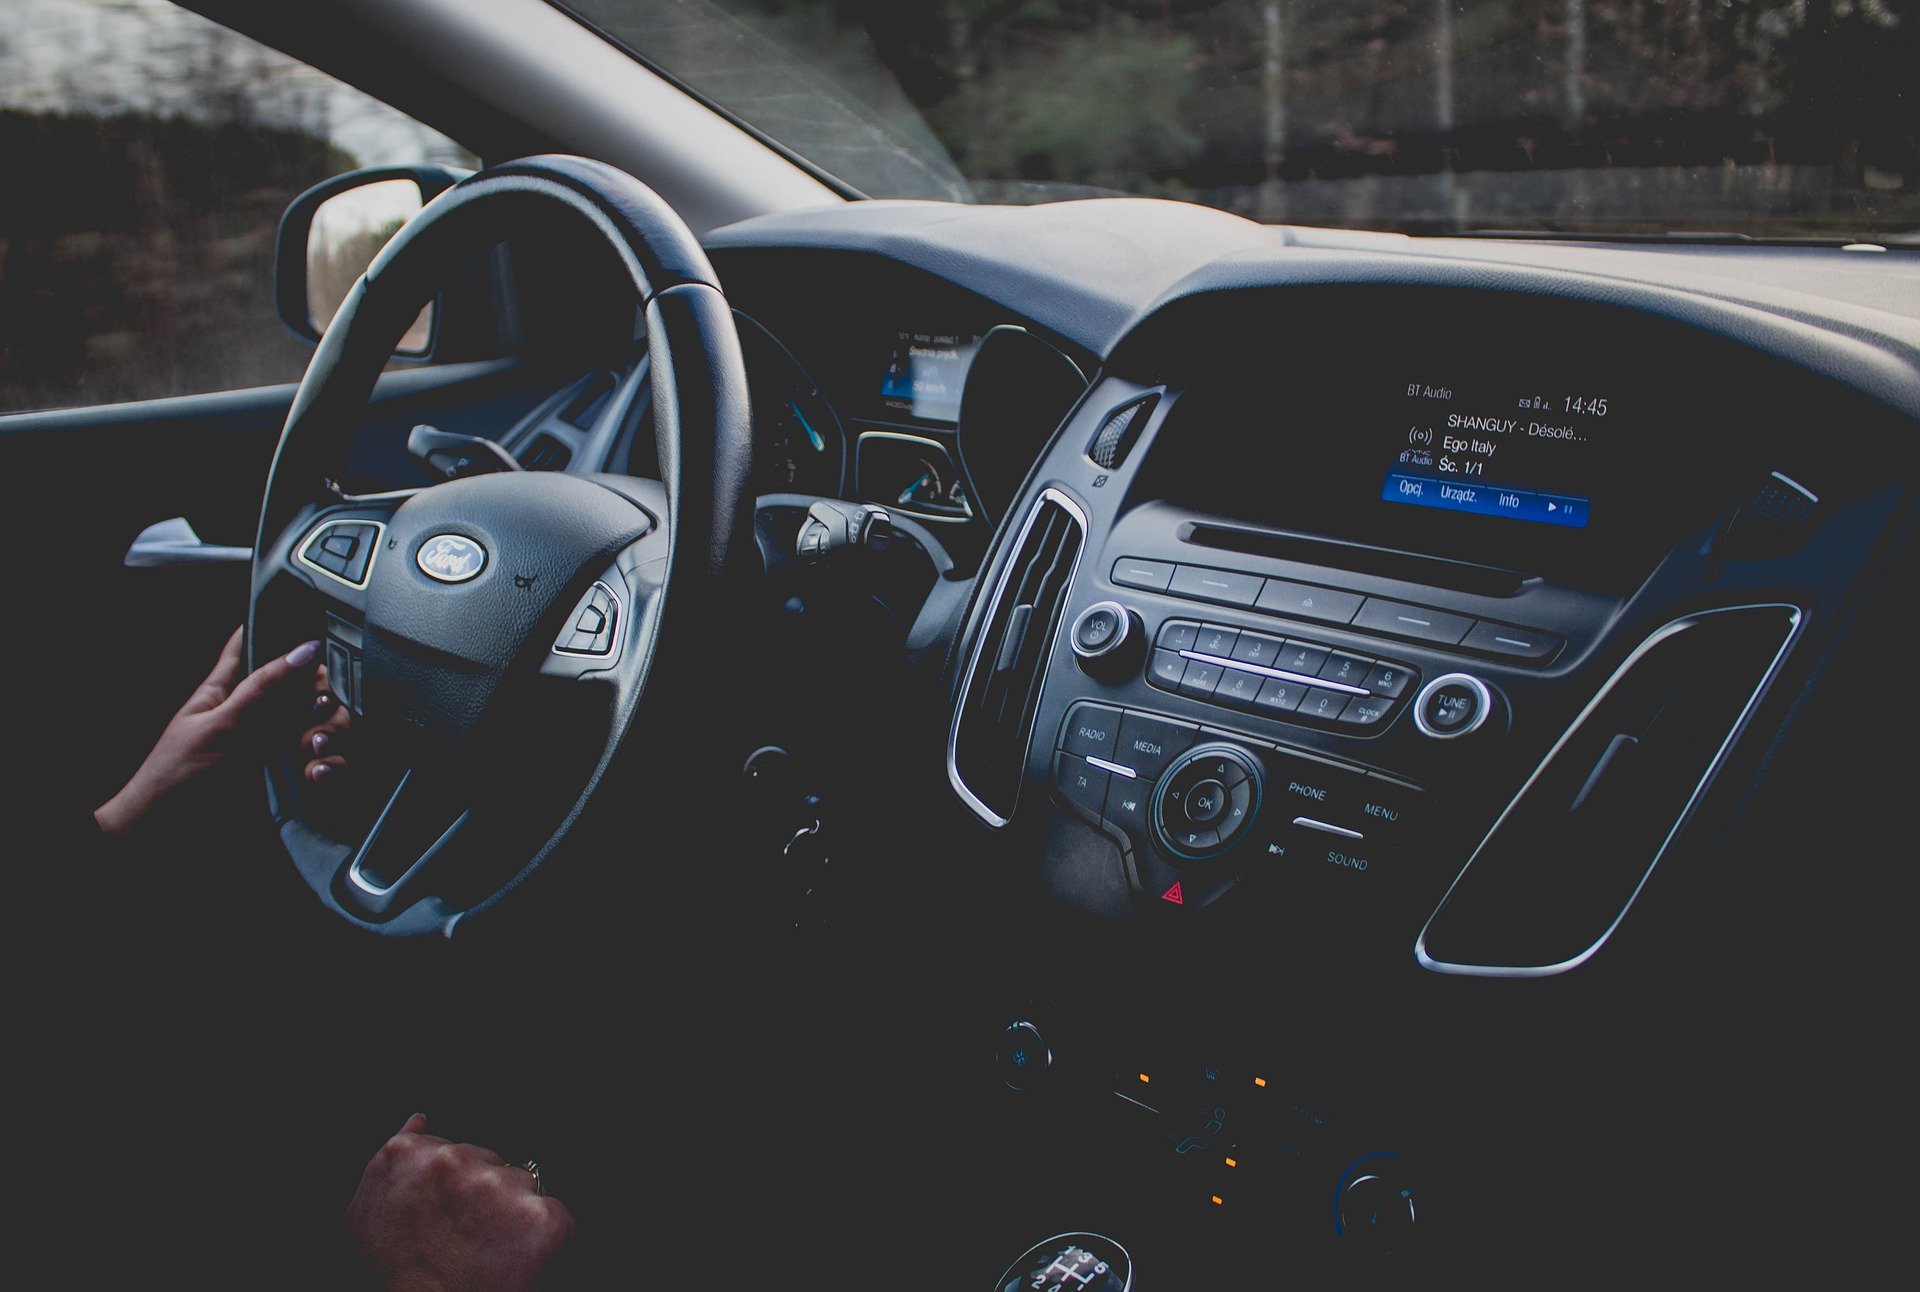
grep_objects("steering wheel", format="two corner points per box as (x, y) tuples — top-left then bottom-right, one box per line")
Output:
(245, 155), (753, 937)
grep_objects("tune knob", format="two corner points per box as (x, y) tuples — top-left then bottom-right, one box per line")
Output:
(1413, 672), (1497, 739)
(1069, 601), (1142, 679)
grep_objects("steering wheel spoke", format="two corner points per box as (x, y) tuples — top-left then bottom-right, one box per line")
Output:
(340, 767), (472, 917)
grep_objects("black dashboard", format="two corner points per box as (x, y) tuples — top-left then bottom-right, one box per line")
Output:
(490, 204), (1920, 1283)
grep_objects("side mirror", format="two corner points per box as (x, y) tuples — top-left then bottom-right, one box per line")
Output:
(275, 166), (467, 352)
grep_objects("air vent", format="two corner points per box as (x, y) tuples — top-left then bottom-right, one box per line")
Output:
(1087, 395), (1157, 469)
(950, 490), (1087, 825)
(518, 434), (572, 472)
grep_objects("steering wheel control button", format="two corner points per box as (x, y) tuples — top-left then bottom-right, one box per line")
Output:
(298, 519), (385, 588)
(1361, 661), (1414, 698)
(1070, 601), (1142, 679)
(1170, 563), (1263, 607)
(1415, 673), (1494, 738)
(1352, 597), (1475, 646)
(1054, 753), (1111, 823)
(1153, 744), (1264, 862)
(1061, 703), (1122, 762)
(1255, 579), (1363, 625)
(553, 581), (621, 658)
(1111, 556), (1174, 592)
(1115, 711), (1196, 778)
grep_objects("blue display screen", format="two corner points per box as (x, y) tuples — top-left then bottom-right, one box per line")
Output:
(1379, 382), (1607, 530)
(880, 330), (979, 424)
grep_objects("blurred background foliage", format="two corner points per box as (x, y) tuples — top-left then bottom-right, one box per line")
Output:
(575, 0), (1919, 233)
(0, 1), (1913, 414)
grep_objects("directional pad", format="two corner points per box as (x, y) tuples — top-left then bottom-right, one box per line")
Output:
(1154, 744), (1263, 862)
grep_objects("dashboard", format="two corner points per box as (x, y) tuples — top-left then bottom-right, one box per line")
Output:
(486, 203), (1919, 1284)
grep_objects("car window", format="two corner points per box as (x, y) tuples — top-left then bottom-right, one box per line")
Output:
(0, 0), (478, 415)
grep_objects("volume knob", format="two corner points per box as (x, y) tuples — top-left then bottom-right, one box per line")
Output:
(1069, 601), (1141, 678)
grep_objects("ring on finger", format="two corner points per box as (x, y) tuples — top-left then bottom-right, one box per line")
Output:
(520, 1159), (542, 1196)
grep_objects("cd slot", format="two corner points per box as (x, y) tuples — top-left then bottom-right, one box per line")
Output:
(1181, 521), (1531, 598)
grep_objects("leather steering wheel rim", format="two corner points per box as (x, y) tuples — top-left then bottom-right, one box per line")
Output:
(245, 155), (753, 937)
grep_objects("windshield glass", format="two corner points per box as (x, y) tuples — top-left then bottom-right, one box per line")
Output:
(556, 0), (1916, 241)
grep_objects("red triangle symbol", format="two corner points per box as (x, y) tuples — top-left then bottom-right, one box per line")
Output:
(1161, 882), (1184, 905)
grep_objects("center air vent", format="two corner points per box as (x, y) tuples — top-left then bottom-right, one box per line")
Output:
(950, 489), (1087, 825)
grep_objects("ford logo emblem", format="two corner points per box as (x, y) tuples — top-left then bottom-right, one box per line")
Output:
(415, 533), (487, 583)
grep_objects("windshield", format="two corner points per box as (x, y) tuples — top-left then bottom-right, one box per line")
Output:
(555, 0), (1916, 242)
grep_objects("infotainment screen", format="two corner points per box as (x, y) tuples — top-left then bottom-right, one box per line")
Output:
(880, 330), (979, 423)
(1379, 378), (1612, 529)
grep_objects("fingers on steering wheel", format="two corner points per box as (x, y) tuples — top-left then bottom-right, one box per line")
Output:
(301, 697), (354, 781)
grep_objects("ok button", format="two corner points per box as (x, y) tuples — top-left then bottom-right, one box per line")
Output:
(1185, 778), (1229, 826)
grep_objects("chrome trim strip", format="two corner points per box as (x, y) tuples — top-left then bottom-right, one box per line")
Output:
(1770, 470), (1819, 503)
(1294, 816), (1363, 839)
(1175, 648), (1370, 696)
(946, 487), (1089, 828)
(1087, 756), (1137, 779)
(295, 518), (387, 591)
(345, 769), (472, 908)
(1414, 603), (1803, 979)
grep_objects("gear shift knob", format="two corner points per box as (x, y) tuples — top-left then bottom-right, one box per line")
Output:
(994, 1232), (1132, 1291)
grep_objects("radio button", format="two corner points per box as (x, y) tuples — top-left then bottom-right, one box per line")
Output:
(1229, 631), (1283, 668)
(1111, 557), (1174, 592)
(1193, 623), (1240, 658)
(1338, 694), (1396, 729)
(1317, 651), (1373, 687)
(1272, 639), (1330, 676)
(1300, 688), (1352, 722)
(1115, 712), (1197, 778)
(1251, 677), (1306, 714)
(1148, 649), (1188, 690)
(1256, 580), (1364, 625)
(1156, 620), (1198, 653)
(1171, 565), (1264, 607)
(1462, 620), (1563, 661)
(1352, 598), (1474, 646)
(1214, 668), (1264, 710)
(1060, 702), (1122, 761)
(1177, 658), (1225, 699)
(1361, 661), (1415, 698)
(1054, 753), (1110, 822)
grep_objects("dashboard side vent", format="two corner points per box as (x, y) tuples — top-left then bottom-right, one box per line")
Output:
(517, 434), (573, 472)
(950, 490), (1086, 825)
(1087, 395), (1157, 469)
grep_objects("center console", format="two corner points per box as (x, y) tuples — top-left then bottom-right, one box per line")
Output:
(942, 284), (1914, 1280)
